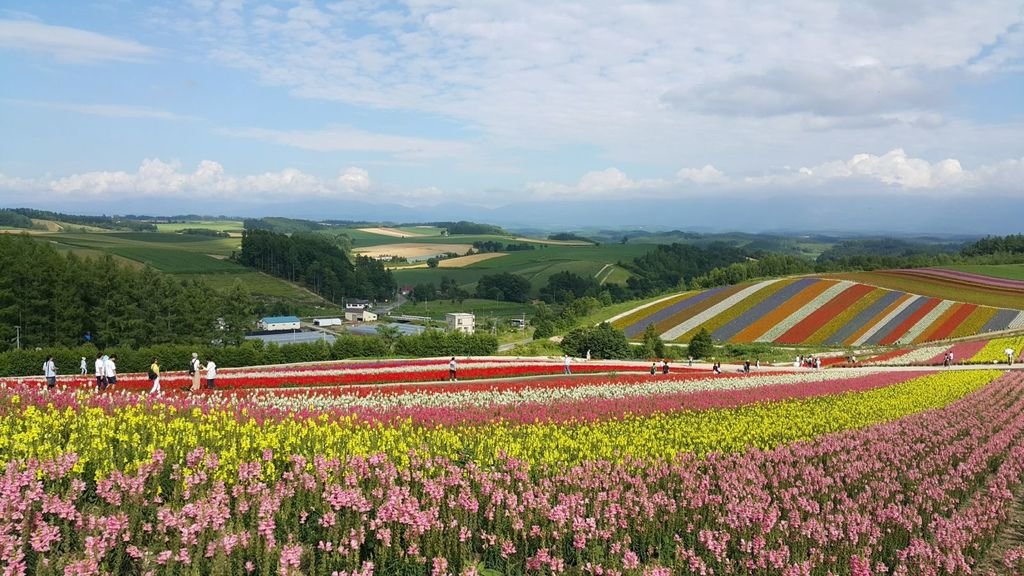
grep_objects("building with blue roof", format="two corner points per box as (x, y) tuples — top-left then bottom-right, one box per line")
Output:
(258, 316), (301, 332)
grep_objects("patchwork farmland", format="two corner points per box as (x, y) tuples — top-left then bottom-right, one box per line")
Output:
(612, 276), (1024, 345)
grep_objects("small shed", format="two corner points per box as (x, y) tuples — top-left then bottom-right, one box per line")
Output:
(313, 318), (342, 327)
(345, 310), (378, 322)
(446, 312), (475, 334)
(259, 315), (301, 332)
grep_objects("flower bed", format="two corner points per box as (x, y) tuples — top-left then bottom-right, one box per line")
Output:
(0, 370), (1014, 575)
(31, 359), (656, 392)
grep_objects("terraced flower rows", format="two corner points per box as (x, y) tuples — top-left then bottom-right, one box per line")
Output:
(614, 276), (1024, 345)
(0, 366), (1016, 574)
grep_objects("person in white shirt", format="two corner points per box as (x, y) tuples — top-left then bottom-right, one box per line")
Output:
(95, 353), (106, 391)
(448, 357), (457, 381)
(104, 355), (117, 389)
(563, 354), (572, 375)
(189, 352), (201, 392)
(43, 356), (57, 389)
(79, 357), (87, 375)
(205, 358), (217, 389)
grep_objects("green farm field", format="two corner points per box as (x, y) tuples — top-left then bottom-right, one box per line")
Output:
(941, 263), (1024, 281)
(33, 230), (332, 310)
(392, 244), (654, 293)
(155, 220), (245, 233)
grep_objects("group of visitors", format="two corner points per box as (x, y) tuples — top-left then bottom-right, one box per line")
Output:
(43, 352), (217, 394)
(649, 359), (670, 375)
(795, 355), (822, 369)
(187, 352), (217, 392)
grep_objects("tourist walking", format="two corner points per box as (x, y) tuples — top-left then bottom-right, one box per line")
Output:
(79, 356), (87, 375)
(1006, 347), (1016, 366)
(662, 359), (669, 374)
(189, 352), (201, 392)
(650, 362), (657, 375)
(448, 357), (457, 381)
(205, 358), (217, 389)
(148, 357), (161, 395)
(43, 356), (57, 389)
(95, 353), (106, 391)
(104, 354), (117, 389)
(563, 354), (572, 375)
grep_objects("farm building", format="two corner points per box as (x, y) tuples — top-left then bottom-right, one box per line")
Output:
(258, 315), (301, 332)
(446, 313), (475, 334)
(313, 318), (342, 327)
(345, 310), (378, 322)
(345, 300), (371, 311)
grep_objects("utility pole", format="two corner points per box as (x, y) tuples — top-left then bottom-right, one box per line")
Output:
(14, 325), (20, 350)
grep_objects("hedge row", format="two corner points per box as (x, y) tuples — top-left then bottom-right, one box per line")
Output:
(0, 332), (499, 377)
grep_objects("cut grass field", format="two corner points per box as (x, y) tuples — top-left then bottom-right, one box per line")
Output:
(828, 270), (1024, 310)
(354, 243), (474, 260)
(356, 227), (427, 238)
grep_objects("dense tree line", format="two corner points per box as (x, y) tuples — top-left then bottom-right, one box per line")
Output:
(179, 228), (231, 237)
(548, 232), (594, 243)
(817, 238), (961, 263)
(408, 277), (469, 303)
(4, 208), (156, 231)
(474, 273), (532, 302)
(0, 331), (498, 377)
(243, 217), (326, 234)
(0, 234), (252, 351)
(238, 229), (395, 303)
(0, 210), (35, 228)
(471, 240), (535, 252)
(962, 234), (1024, 257)
(623, 242), (750, 296)
(426, 221), (507, 235)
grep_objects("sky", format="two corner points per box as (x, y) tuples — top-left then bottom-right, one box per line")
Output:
(0, 1), (1023, 232)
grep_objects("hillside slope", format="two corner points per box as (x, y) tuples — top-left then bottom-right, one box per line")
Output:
(612, 276), (1024, 346)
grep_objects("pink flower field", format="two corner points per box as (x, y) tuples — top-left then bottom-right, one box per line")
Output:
(1, 361), (1022, 575)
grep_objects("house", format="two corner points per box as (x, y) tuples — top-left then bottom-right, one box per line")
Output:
(345, 299), (371, 312)
(345, 310), (378, 322)
(313, 318), (342, 327)
(446, 312), (475, 334)
(259, 315), (301, 332)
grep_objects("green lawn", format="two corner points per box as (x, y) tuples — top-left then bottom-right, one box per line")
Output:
(942, 264), (1024, 281)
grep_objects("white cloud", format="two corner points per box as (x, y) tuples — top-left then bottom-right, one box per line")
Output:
(526, 168), (668, 198)
(525, 149), (1022, 199)
(172, 0), (1022, 154)
(0, 19), (151, 63)
(3, 99), (193, 121)
(677, 165), (727, 184)
(788, 149), (966, 189)
(2, 159), (376, 202)
(219, 125), (472, 159)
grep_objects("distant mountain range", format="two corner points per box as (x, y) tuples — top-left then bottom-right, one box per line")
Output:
(12, 193), (1023, 236)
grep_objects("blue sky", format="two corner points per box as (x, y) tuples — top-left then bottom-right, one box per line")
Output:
(0, 1), (1023, 230)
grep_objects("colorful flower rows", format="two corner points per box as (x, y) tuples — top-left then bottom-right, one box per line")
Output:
(613, 276), (1024, 345)
(0, 369), (1016, 575)
(0, 370), (998, 480)
(28, 359), (658, 392)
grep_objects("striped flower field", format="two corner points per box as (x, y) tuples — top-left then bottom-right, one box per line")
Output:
(1, 363), (1021, 574)
(613, 276), (1024, 345)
